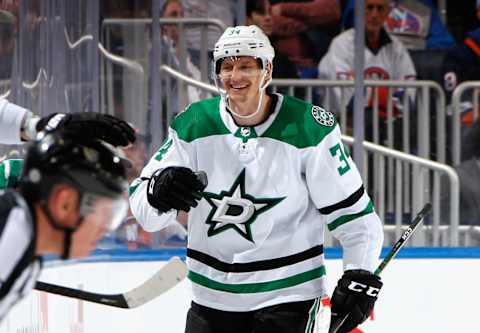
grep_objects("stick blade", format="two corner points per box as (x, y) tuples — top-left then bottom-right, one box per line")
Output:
(123, 256), (187, 308)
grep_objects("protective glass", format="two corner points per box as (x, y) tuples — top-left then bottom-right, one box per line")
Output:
(79, 193), (129, 231)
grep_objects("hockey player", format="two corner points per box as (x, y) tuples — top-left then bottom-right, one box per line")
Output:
(0, 98), (135, 146)
(129, 25), (384, 333)
(0, 131), (129, 321)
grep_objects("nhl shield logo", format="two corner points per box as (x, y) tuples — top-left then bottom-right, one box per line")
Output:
(311, 105), (335, 127)
(240, 127), (251, 137)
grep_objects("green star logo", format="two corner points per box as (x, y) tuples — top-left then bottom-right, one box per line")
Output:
(203, 169), (285, 242)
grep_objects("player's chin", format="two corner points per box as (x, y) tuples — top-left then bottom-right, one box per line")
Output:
(227, 89), (248, 100)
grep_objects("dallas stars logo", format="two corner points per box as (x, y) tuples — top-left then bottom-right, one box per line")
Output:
(203, 169), (285, 242)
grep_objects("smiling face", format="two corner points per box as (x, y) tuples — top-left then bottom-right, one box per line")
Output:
(218, 56), (269, 110)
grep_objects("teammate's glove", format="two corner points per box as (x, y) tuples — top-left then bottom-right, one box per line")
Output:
(329, 270), (383, 333)
(147, 167), (208, 213)
(36, 112), (136, 147)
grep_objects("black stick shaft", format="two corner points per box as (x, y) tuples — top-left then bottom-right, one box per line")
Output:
(35, 281), (128, 308)
(374, 203), (432, 276)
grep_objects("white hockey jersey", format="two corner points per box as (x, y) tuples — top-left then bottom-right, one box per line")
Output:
(0, 98), (31, 144)
(129, 94), (383, 312)
(318, 28), (416, 113)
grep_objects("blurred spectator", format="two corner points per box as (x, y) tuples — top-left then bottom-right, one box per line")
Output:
(441, 0), (480, 131)
(160, 0), (204, 108)
(183, 0), (235, 51)
(270, 0), (341, 77)
(441, 119), (480, 226)
(462, 118), (480, 168)
(319, 0), (416, 119)
(343, 0), (455, 50)
(101, 0), (151, 54)
(246, 0), (298, 80)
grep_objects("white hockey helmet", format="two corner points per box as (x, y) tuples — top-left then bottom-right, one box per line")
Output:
(213, 25), (275, 75)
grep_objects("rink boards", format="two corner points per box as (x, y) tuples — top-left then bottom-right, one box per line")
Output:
(1, 248), (479, 333)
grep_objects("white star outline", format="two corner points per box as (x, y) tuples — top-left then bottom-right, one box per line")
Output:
(202, 169), (285, 242)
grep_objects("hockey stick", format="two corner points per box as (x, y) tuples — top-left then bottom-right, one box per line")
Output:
(373, 202), (432, 275)
(35, 256), (187, 309)
(328, 203), (433, 333)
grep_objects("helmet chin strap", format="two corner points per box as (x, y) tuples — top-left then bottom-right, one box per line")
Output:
(220, 70), (271, 121)
(40, 203), (84, 260)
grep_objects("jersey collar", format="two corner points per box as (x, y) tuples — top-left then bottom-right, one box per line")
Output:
(219, 93), (284, 137)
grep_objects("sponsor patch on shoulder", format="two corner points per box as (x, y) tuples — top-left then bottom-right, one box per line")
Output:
(311, 105), (335, 127)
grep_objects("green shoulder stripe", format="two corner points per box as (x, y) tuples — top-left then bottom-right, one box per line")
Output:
(0, 159), (23, 189)
(171, 97), (230, 142)
(262, 95), (337, 148)
(128, 178), (143, 197)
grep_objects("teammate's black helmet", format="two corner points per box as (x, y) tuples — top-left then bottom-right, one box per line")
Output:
(19, 132), (128, 201)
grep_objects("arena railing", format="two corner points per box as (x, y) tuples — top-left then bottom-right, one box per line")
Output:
(0, 79), (10, 99)
(101, 17), (226, 146)
(160, 65), (461, 247)
(270, 79), (447, 163)
(339, 136), (459, 247)
(451, 81), (480, 165)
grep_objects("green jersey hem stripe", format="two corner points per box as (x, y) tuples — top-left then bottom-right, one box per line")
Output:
(327, 200), (374, 231)
(188, 266), (326, 294)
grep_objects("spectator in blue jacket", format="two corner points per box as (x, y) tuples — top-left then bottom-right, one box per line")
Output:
(442, 1), (480, 101)
(441, 1), (480, 144)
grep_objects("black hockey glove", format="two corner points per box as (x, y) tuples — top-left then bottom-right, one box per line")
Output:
(36, 112), (136, 147)
(147, 167), (208, 213)
(329, 270), (383, 333)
